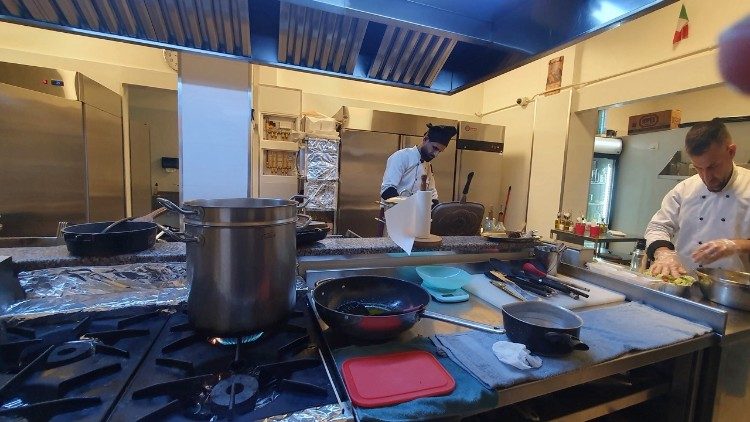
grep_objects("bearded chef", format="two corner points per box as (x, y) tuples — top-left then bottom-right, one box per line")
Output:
(646, 119), (750, 277)
(380, 123), (457, 204)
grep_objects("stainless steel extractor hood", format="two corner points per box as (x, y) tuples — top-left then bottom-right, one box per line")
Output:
(0, 0), (677, 94)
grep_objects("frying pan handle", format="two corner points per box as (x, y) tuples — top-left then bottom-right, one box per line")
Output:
(157, 198), (199, 216)
(544, 332), (590, 351)
(463, 172), (475, 195)
(420, 310), (505, 334)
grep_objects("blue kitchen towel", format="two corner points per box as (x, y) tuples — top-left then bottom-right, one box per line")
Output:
(433, 301), (711, 389)
(332, 337), (498, 422)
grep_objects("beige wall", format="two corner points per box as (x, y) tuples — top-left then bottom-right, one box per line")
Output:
(0, 22), (177, 93)
(480, 46), (579, 236)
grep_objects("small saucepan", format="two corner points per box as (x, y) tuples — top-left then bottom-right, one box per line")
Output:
(502, 301), (589, 356)
(312, 276), (505, 340)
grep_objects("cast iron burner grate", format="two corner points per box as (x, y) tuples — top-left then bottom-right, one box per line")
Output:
(110, 296), (337, 421)
(0, 309), (169, 421)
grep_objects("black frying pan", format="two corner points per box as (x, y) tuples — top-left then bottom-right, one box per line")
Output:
(62, 221), (158, 256)
(502, 301), (589, 356)
(312, 276), (505, 340)
(431, 172), (485, 236)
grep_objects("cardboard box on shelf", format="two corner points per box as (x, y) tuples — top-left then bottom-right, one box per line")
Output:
(628, 109), (681, 135)
(302, 115), (336, 133)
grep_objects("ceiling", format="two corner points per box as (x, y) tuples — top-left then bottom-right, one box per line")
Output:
(0, 0), (677, 94)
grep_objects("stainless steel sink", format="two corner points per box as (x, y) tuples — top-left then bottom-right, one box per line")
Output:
(0, 237), (65, 248)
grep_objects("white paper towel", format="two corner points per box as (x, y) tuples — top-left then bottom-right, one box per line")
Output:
(384, 190), (433, 255)
(385, 194), (417, 255)
(414, 190), (432, 239)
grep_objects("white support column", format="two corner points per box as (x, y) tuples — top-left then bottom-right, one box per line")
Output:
(178, 53), (252, 201)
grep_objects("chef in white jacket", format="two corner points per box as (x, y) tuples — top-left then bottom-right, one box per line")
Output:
(645, 119), (750, 277)
(380, 124), (457, 204)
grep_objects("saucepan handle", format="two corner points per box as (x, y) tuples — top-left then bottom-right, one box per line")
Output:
(544, 332), (590, 351)
(156, 198), (200, 216)
(420, 310), (506, 334)
(155, 223), (201, 244)
(289, 195), (310, 209)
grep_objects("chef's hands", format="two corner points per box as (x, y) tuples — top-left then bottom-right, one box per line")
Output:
(650, 248), (687, 279)
(692, 239), (738, 265)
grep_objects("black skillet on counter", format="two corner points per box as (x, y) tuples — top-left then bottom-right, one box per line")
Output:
(502, 301), (589, 356)
(62, 221), (158, 256)
(296, 221), (330, 246)
(312, 276), (505, 340)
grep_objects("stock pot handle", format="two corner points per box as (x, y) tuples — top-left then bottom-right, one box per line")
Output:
(296, 214), (312, 229)
(155, 224), (201, 243)
(157, 198), (200, 216)
(290, 195), (310, 209)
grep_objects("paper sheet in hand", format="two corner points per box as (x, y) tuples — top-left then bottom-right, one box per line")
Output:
(385, 194), (419, 255)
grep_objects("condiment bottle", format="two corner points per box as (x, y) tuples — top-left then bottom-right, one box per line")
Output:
(630, 239), (647, 272)
(482, 206), (495, 233)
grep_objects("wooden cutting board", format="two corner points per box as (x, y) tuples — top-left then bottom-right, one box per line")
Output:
(462, 273), (626, 310)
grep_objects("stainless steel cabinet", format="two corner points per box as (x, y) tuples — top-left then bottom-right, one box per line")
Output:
(0, 62), (124, 236)
(336, 131), (400, 237)
(0, 83), (87, 236)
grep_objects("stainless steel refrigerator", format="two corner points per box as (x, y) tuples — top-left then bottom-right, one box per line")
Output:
(334, 107), (458, 237)
(0, 62), (125, 237)
(333, 108), (505, 237)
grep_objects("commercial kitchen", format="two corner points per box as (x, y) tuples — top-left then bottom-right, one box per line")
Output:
(1, 0), (750, 421)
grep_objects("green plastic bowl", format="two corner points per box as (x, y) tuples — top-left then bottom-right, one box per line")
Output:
(415, 266), (471, 292)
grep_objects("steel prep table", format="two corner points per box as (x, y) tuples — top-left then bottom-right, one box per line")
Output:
(302, 255), (721, 421)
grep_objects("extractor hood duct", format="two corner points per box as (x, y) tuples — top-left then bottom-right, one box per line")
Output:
(0, 0), (677, 94)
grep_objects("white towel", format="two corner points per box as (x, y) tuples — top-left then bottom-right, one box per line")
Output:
(492, 341), (542, 370)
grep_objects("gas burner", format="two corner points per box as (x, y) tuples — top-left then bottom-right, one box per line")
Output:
(46, 340), (95, 367)
(209, 333), (264, 346)
(209, 374), (259, 414)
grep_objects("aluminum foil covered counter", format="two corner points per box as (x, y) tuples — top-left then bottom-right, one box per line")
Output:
(4, 262), (188, 319)
(303, 137), (339, 211)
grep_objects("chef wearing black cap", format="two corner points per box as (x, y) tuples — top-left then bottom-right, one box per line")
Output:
(380, 124), (457, 204)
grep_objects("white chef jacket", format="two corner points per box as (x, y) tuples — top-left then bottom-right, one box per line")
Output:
(645, 164), (750, 272)
(380, 146), (438, 200)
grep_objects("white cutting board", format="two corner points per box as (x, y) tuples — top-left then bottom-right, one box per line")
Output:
(462, 273), (626, 310)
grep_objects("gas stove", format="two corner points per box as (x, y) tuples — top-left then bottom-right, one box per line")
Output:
(0, 292), (339, 421)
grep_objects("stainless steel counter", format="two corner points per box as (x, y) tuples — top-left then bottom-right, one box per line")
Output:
(304, 261), (715, 420)
(559, 262), (750, 422)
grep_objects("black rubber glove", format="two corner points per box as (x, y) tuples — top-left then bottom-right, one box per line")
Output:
(381, 187), (399, 200)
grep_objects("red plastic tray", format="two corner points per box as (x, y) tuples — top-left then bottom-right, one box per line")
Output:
(341, 350), (456, 408)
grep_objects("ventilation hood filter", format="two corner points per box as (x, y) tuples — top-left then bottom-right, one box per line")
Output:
(0, 0), (677, 94)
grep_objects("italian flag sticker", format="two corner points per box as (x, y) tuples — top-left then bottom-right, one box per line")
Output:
(673, 5), (689, 44)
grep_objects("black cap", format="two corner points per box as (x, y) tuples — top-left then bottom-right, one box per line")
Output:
(425, 124), (457, 146)
(636, 239), (646, 249)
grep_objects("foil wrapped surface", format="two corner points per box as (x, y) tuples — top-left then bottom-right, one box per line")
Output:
(304, 180), (338, 211)
(261, 404), (351, 422)
(305, 138), (339, 181)
(4, 262), (187, 319)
